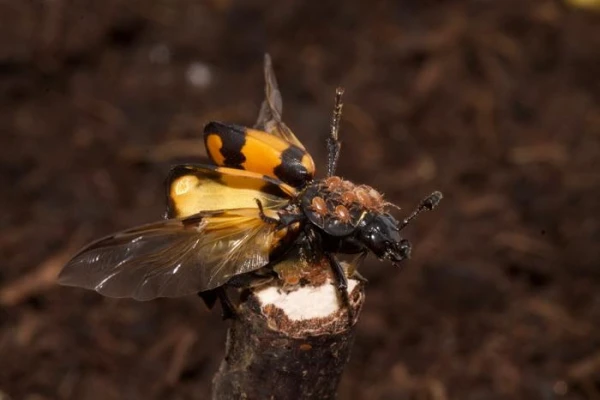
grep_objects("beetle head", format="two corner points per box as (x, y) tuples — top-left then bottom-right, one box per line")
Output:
(357, 214), (411, 265)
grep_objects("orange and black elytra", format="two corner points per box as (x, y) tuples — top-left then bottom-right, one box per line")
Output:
(204, 122), (316, 189)
(58, 54), (442, 317)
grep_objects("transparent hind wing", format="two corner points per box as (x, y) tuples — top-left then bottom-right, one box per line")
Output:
(254, 54), (306, 150)
(58, 209), (279, 300)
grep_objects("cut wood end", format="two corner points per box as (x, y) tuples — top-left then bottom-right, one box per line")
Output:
(252, 279), (365, 337)
(256, 279), (359, 320)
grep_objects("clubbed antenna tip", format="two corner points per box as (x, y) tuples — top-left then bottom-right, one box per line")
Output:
(422, 191), (443, 210)
(399, 191), (443, 230)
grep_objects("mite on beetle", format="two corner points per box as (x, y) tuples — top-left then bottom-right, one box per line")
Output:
(58, 54), (442, 317)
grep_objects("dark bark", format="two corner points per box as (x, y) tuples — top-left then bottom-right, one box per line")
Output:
(212, 280), (365, 400)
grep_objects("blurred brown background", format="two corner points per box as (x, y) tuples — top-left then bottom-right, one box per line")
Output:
(1, 0), (599, 399)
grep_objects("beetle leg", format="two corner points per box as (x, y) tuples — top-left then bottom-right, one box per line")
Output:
(227, 270), (275, 289)
(197, 290), (218, 309)
(352, 269), (369, 283)
(198, 288), (238, 320)
(277, 211), (306, 227)
(325, 252), (354, 325)
(216, 287), (238, 320)
(348, 251), (369, 282)
(255, 199), (280, 225)
(302, 224), (324, 263)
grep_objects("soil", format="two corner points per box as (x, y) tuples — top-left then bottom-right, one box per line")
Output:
(1, 1), (599, 399)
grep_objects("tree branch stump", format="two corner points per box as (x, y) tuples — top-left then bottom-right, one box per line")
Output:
(212, 278), (365, 400)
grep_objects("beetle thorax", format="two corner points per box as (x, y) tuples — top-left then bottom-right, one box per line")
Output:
(299, 176), (388, 236)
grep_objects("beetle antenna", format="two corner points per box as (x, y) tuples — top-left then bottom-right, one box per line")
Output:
(326, 87), (344, 177)
(398, 191), (443, 231)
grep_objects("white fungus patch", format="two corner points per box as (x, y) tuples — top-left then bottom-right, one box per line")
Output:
(255, 280), (358, 321)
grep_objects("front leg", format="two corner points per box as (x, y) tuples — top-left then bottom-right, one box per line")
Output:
(198, 287), (238, 320)
(255, 199), (280, 225)
(325, 252), (354, 325)
(348, 251), (369, 283)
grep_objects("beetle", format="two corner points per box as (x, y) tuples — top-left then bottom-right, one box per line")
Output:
(58, 54), (442, 317)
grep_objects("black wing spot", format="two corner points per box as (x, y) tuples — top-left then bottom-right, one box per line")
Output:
(204, 122), (247, 168)
(274, 146), (310, 188)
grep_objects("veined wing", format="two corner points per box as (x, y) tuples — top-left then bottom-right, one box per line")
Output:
(58, 209), (279, 300)
(254, 53), (307, 150)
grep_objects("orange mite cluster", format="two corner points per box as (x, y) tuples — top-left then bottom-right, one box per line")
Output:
(273, 252), (332, 287)
(324, 176), (386, 212)
(309, 176), (388, 225)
